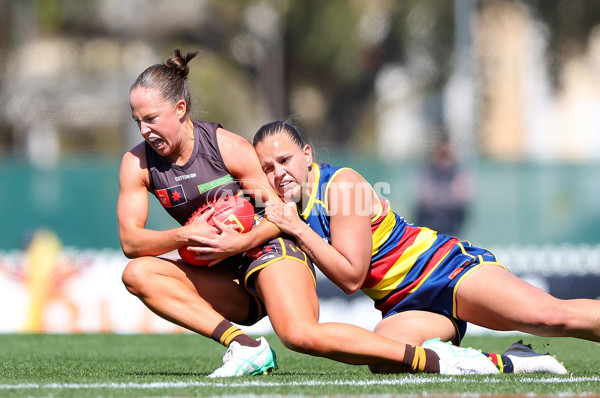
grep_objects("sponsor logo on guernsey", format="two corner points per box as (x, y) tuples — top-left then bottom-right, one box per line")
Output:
(156, 185), (187, 207)
(197, 175), (234, 194)
(174, 172), (197, 182)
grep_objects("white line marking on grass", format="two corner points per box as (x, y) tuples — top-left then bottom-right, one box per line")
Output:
(1, 376), (600, 390)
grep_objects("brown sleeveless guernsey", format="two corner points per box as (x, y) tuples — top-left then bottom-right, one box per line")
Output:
(145, 120), (244, 225)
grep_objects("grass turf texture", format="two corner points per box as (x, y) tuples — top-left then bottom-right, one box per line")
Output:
(0, 333), (599, 397)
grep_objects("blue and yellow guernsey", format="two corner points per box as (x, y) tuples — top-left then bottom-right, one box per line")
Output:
(301, 163), (459, 315)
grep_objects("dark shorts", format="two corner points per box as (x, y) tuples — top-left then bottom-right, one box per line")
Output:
(381, 241), (505, 343)
(224, 235), (315, 326)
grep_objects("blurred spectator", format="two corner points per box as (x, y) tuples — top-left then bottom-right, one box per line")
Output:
(415, 135), (473, 237)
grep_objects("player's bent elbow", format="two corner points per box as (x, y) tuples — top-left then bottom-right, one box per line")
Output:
(119, 239), (142, 259)
(118, 227), (145, 258)
(334, 268), (366, 295)
(339, 279), (363, 295)
(121, 248), (137, 259)
(345, 284), (361, 295)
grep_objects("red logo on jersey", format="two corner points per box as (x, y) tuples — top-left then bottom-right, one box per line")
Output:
(155, 185), (187, 207)
(448, 266), (464, 280)
(247, 245), (276, 260)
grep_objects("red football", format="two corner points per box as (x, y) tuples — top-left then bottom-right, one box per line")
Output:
(178, 196), (255, 265)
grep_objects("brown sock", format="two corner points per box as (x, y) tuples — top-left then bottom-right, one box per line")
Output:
(210, 319), (260, 348)
(402, 344), (441, 373)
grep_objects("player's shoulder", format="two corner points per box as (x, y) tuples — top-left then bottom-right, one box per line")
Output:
(216, 127), (255, 160)
(123, 141), (146, 158)
(329, 165), (366, 185)
(216, 126), (251, 147)
(322, 166), (371, 205)
(121, 142), (147, 168)
(119, 142), (149, 186)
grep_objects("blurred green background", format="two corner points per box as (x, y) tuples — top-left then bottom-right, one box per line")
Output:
(2, 156), (599, 250)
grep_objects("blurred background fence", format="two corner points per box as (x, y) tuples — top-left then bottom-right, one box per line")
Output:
(1, 0), (600, 333)
(2, 155), (600, 250)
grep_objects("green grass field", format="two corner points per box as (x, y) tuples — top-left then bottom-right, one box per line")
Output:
(1, 333), (599, 397)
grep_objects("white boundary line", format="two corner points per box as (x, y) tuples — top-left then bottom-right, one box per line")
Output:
(1, 376), (599, 390)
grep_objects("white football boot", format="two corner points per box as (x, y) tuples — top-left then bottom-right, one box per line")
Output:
(208, 336), (278, 378)
(502, 340), (568, 374)
(422, 337), (500, 375)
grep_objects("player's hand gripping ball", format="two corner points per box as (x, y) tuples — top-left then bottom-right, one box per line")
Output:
(178, 196), (255, 266)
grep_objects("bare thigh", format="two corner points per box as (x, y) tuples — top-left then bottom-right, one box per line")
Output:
(123, 256), (252, 324)
(184, 262), (256, 323)
(373, 310), (459, 346)
(456, 264), (559, 331)
(254, 259), (320, 337)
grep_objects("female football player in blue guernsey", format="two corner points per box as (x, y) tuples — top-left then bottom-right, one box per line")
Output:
(118, 49), (537, 378)
(253, 120), (600, 373)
